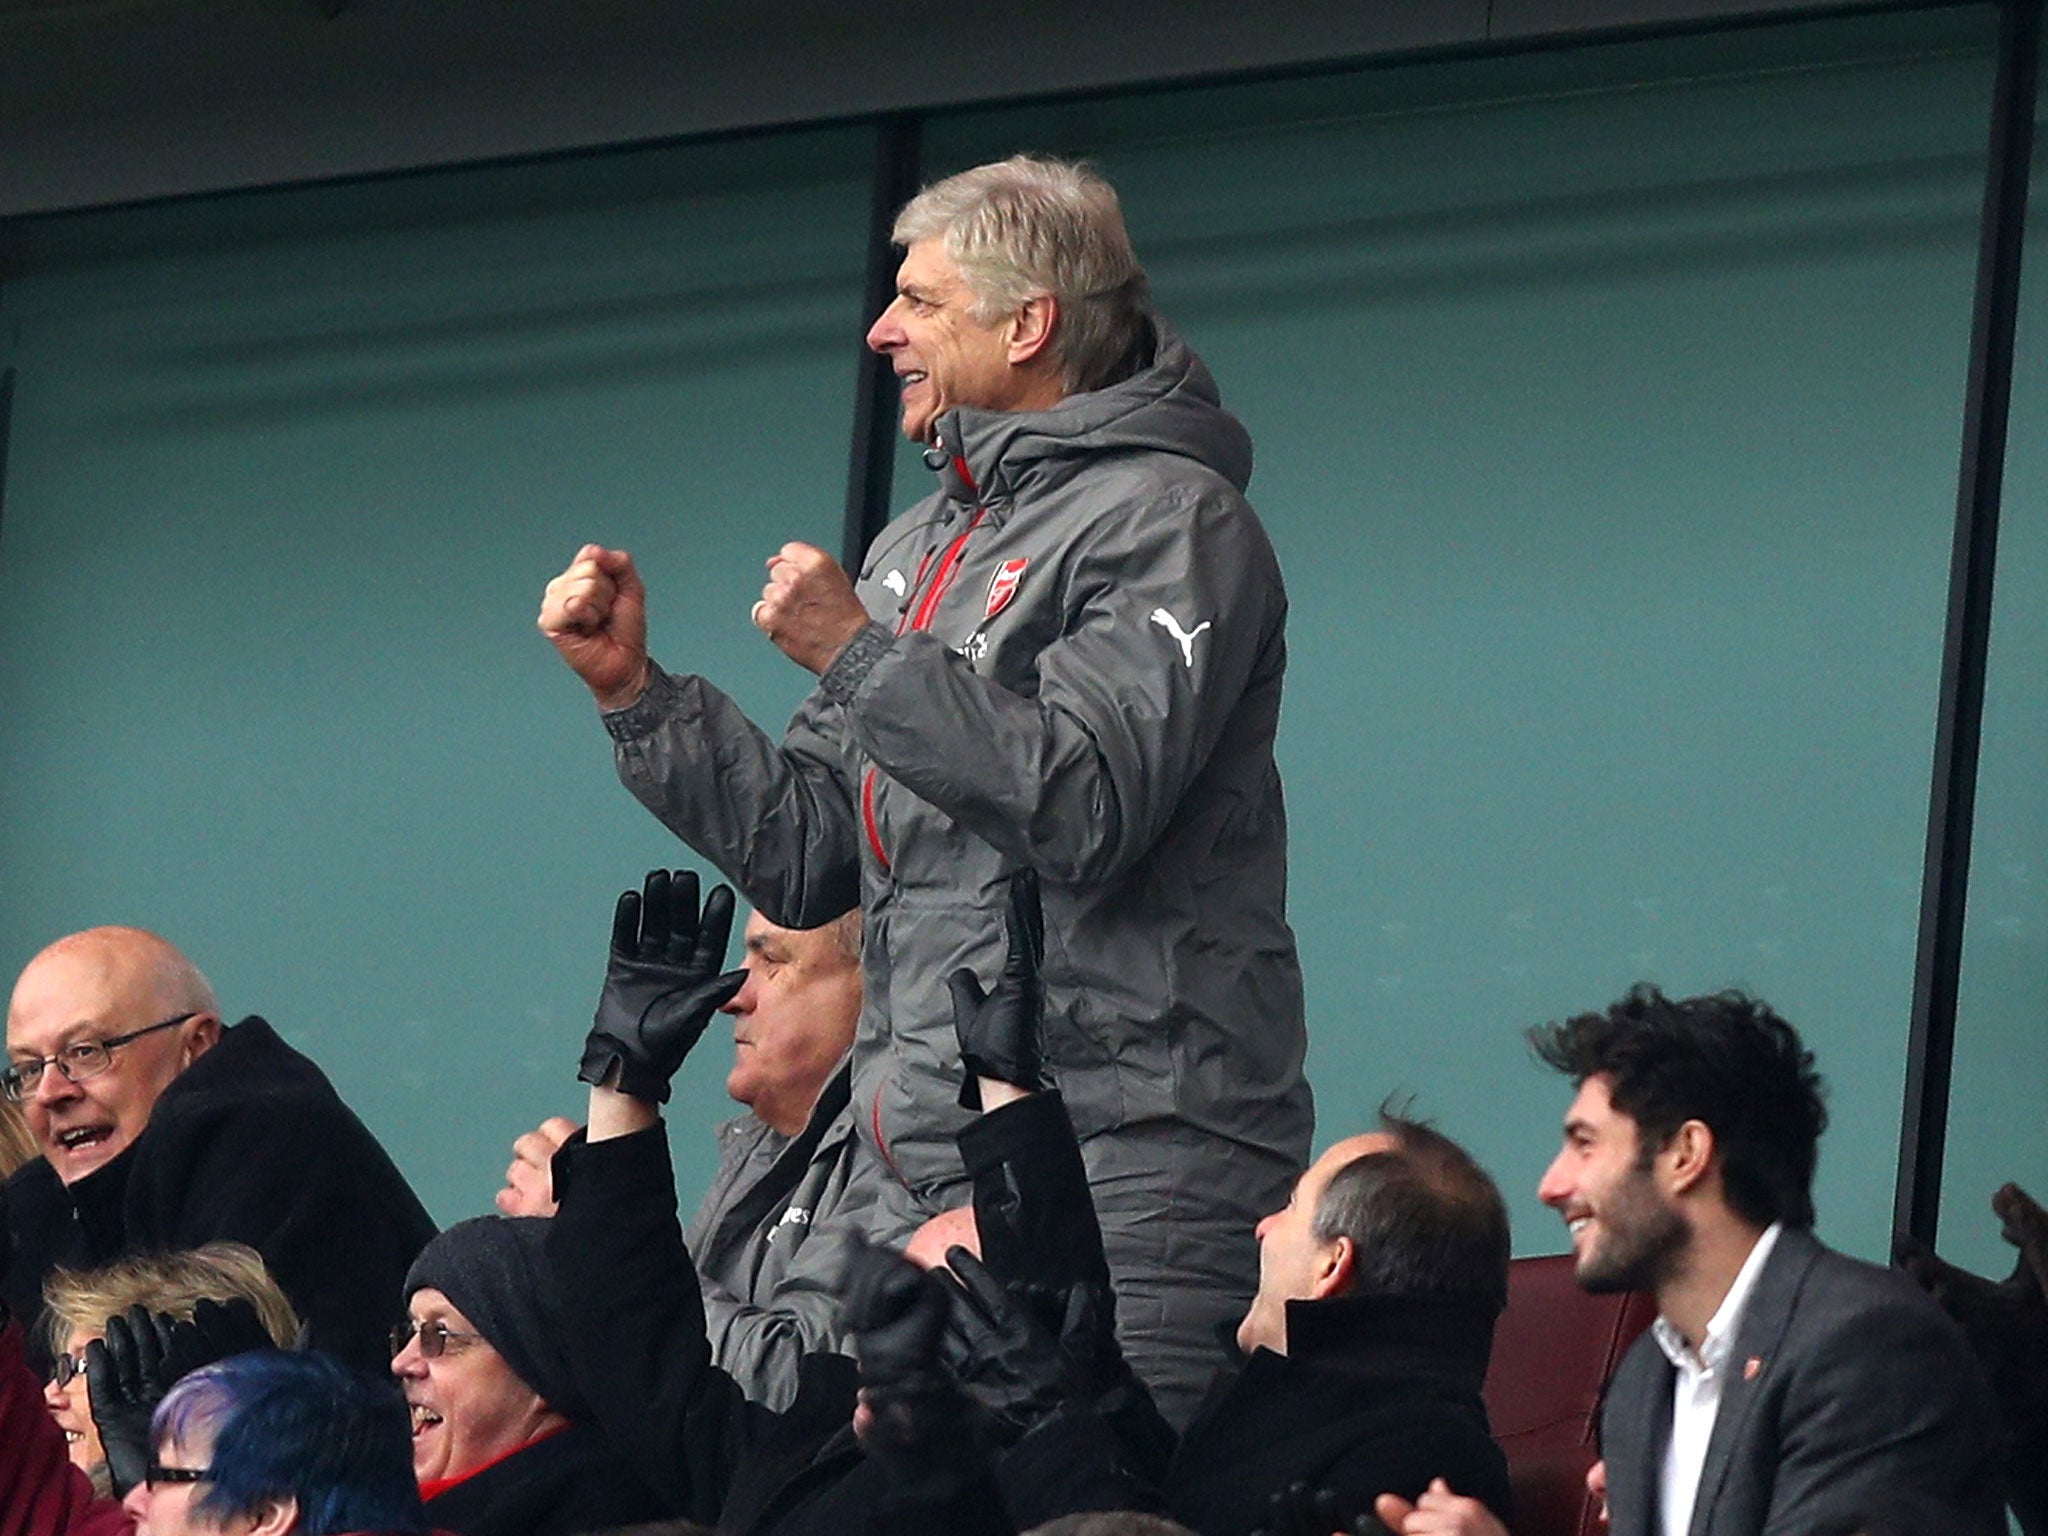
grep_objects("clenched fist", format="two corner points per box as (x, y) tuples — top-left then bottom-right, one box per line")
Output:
(539, 544), (652, 710)
(495, 1115), (579, 1217)
(753, 542), (871, 675)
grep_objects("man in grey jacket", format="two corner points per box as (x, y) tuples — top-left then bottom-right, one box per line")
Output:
(538, 155), (1313, 1425)
(498, 878), (875, 1411)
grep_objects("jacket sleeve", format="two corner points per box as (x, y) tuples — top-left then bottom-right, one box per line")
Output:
(0, 1318), (131, 1536)
(957, 1092), (1108, 1296)
(694, 1135), (879, 1413)
(822, 479), (1285, 887)
(546, 1124), (783, 1525)
(605, 668), (863, 930)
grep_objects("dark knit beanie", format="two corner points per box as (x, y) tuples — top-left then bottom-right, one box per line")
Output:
(404, 1216), (589, 1421)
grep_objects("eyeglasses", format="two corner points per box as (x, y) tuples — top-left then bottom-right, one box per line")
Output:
(390, 1318), (487, 1359)
(2, 1014), (199, 1103)
(144, 1463), (212, 1488)
(48, 1350), (91, 1389)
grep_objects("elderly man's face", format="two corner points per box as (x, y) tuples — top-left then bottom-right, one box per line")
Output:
(1236, 1132), (1392, 1358)
(7, 936), (215, 1186)
(391, 1287), (555, 1485)
(866, 238), (1030, 445)
(721, 912), (860, 1137)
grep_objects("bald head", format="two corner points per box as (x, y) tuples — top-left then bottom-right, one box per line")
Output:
(7, 927), (221, 1184)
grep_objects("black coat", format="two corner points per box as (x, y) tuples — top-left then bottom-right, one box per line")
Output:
(422, 1423), (666, 1536)
(1165, 1293), (1513, 1536)
(2, 1016), (436, 1372)
(546, 1106), (1154, 1536)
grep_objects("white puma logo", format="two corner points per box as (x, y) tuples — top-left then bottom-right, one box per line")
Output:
(1149, 608), (1211, 668)
(882, 570), (907, 598)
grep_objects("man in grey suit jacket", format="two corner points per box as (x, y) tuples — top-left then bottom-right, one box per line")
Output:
(1384, 987), (2004, 1536)
(1532, 986), (2004, 1536)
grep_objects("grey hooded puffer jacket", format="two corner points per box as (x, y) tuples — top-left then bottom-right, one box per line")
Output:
(605, 318), (1313, 1207)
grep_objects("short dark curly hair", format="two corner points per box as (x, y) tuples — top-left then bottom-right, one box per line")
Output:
(1527, 985), (1827, 1230)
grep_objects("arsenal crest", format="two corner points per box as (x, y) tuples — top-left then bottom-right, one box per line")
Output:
(984, 558), (1029, 621)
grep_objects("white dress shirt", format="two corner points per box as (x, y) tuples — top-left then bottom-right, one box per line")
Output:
(1651, 1223), (1783, 1536)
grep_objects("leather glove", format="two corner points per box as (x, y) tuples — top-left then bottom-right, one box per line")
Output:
(580, 869), (746, 1104)
(934, 1244), (1122, 1444)
(1251, 1481), (1393, 1536)
(87, 1298), (267, 1499)
(843, 1235), (952, 1393)
(949, 869), (1046, 1108)
(842, 1235), (982, 1487)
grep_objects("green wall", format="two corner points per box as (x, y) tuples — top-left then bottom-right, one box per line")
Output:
(0, 130), (874, 1222)
(2, 7), (2034, 1270)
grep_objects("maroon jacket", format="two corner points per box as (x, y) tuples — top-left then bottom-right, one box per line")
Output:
(0, 1316), (130, 1536)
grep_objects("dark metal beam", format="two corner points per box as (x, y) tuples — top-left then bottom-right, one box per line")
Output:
(841, 115), (922, 571)
(1896, 0), (2042, 1250)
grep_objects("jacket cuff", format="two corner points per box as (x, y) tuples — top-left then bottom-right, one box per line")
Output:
(550, 1121), (666, 1207)
(819, 622), (895, 706)
(602, 664), (684, 743)
(956, 1091), (1076, 1181)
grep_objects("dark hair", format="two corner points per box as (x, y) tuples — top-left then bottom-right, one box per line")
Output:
(1311, 1106), (1511, 1312)
(154, 1350), (424, 1535)
(1528, 984), (1827, 1229)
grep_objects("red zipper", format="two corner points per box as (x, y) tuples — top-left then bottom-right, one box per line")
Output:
(861, 767), (889, 871)
(869, 1090), (908, 1186)
(866, 490), (988, 875)
(908, 507), (987, 632)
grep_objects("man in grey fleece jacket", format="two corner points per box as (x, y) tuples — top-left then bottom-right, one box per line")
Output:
(538, 154), (1314, 1426)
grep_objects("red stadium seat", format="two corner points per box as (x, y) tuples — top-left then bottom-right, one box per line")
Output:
(1482, 1254), (1656, 1536)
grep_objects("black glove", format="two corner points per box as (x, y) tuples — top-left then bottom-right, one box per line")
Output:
(88, 1297), (275, 1498)
(1251, 1482), (1393, 1536)
(949, 869), (1046, 1108)
(580, 869), (746, 1104)
(934, 1244), (1123, 1444)
(843, 1235), (953, 1392)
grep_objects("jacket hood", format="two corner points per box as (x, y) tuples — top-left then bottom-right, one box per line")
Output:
(933, 316), (1254, 507)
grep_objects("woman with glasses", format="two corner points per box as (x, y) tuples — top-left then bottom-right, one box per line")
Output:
(121, 1350), (425, 1536)
(392, 1216), (663, 1536)
(41, 1245), (298, 1499)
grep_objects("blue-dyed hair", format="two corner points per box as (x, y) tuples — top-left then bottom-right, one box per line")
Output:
(153, 1350), (425, 1535)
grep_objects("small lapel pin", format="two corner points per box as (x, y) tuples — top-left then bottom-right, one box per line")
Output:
(1743, 1356), (1763, 1381)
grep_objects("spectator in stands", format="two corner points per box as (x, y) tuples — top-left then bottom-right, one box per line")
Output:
(122, 1350), (425, 1536)
(1162, 1111), (1513, 1536)
(497, 875), (875, 1408)
(2, 927), (436, 1371)
(394, 1214), (664, 1536)
(1897, 1180), (2048, 1536)
(544, 871), (1153, 1534)
(918, 872), (1508, 1535)
(539, 152), (1313, 1426)
(1388, 986), (2002, 1536)
(43, 1243), (298, 1495)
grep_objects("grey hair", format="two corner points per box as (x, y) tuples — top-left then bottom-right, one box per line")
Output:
(892, 155), (1152, 394)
